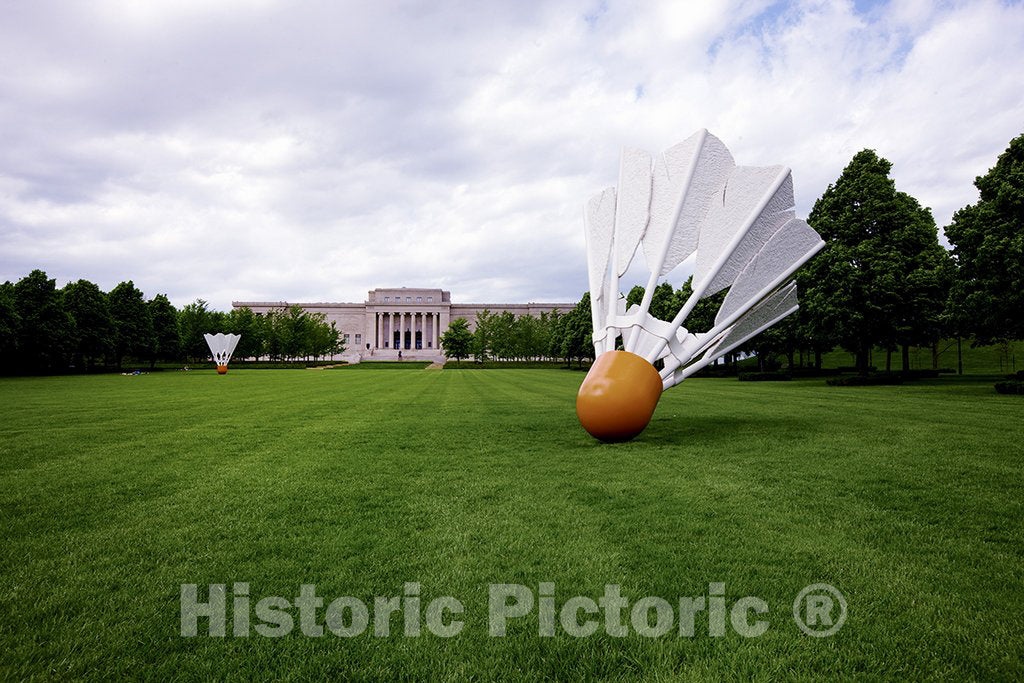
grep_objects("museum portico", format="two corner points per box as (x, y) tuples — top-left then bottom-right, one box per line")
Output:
(233, 287), (574, 362)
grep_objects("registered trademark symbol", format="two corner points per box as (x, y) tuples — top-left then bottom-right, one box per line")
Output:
(792, 583), (847, 637)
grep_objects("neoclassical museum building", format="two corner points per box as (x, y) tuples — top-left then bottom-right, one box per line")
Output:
(233, 287), (574, 362)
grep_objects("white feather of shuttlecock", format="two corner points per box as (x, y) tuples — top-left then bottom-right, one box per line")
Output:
(583, 129), (825, 391)
(204, 333), (241, 366)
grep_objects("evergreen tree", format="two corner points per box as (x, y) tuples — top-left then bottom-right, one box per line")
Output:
(945, 132), (1024, 344)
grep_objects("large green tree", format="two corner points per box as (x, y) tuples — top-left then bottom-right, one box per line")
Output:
(472, 309), (494, 361)
(226, 307), (263, 360)
(178, 299), (213, 362)
(560, 293), (593, 367)
(891, 193), (951, 370)
(148, 294), (180, 365)
(945, 132), (1024, 344)
(490, 311), (518, 360)
(62, 279), (113, 371)
(108, 281), (153, 368)
(801, 149), (947, 373)
(0, 281), (22, 371)
(674, 276), (727, 334)
(440, 317), (473, 364)
(12, 270), (76, 372)
(626, 282), (677, 321)
(277, 305), (310, 360)
(535, 310), (558, 361)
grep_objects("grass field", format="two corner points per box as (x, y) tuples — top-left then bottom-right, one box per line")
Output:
(1, 369), (1022, 680)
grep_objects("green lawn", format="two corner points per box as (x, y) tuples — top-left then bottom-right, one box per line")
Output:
(1, 369), (1022, 679)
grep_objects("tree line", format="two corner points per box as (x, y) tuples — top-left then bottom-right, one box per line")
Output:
(0, 278), (343, 374)
(438, 303), (596, 365)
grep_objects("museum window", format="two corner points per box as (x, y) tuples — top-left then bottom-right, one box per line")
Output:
(343, 334), (350, 344)
(417, 296), (422, 303)
(406, 296), (412, 302)
(355, 334), (361, 345)
(384, 296), (390, 302)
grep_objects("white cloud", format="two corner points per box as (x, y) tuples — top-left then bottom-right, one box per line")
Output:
(1, 0), (1022, 308)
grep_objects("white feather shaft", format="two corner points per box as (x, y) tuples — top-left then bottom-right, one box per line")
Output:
(644, 166), (790, 364)
(625, 131), (708, 353)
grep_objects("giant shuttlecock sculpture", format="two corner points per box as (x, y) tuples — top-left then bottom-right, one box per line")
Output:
(204, 333), (241, 374)
(576, 129), (825, 442)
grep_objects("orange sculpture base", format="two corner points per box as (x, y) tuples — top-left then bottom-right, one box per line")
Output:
(216, 365), (228, 374)
(576, 351), (663, 442)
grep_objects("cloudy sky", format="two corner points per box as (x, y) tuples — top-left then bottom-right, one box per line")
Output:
(1, 0), (1022, 309)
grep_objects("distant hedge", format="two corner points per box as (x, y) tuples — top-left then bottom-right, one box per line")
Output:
(788, 367), (842, 378)
(900, 369), (940, 380)
(445, 360), (588, 370)
(738, 372), (791, 382)
(154, 360), (338, 370)
(331, 361), (431, 370)
(994, 380), (1023, 395)
(827, 374), (904, 386)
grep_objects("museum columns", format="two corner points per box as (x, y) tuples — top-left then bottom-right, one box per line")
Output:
(369, 309), (446, 351)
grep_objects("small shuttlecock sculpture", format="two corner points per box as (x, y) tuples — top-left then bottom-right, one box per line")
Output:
(204, 333), (241, 374)
(577, 129), (825, 442)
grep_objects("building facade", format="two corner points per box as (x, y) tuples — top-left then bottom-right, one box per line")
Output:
(233, 287), (574, 362)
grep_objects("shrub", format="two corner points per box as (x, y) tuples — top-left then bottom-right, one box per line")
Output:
(171, 360), (339, 370)
(900, 369), (940, 380)
(444, 360), (582, 370)
(827, 374), (904, 386)
(789, 367), (842, 378)
(690, 363), (743, 378)
(331, 361), (430, 370)
(738, 372), (791, 382)
(837, 365), (877, 373)
(994, 380), (1023, 395)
